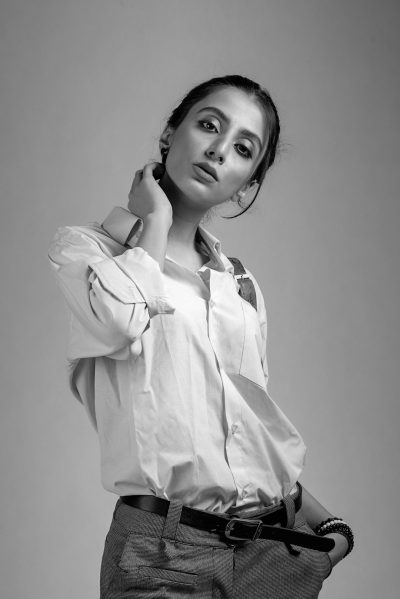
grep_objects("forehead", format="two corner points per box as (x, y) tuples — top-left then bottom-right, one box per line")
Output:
(189, 87), (266, 141)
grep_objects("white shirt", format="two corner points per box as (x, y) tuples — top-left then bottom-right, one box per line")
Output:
(48, 207), (306, 513)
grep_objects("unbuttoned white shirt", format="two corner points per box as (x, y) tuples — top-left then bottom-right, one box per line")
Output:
(48, 207), (306, 513)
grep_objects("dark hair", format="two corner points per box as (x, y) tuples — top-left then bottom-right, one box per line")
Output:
(162, 75), (280, 217)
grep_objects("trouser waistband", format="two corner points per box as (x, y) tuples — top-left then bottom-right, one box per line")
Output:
(119, 484), (334, 553)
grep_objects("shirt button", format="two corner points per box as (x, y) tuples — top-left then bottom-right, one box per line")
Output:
(231, 424), (238, 434)
(209, 299), (215, 308)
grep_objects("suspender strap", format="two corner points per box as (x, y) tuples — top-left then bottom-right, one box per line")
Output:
(228, 257), (257, 311)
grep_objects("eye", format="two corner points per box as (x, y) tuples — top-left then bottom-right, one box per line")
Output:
(199, 119), (219, 132)
(235, 143), (252, 159)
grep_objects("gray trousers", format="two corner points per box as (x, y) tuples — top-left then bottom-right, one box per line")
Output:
(100, 498), (332, 598)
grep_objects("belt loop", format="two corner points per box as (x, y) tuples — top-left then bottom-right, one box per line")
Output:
(282, 492), (301, 556)
(282, 493), (296, 529)
(161, 499), (183, 542)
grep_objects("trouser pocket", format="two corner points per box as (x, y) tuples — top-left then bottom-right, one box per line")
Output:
(116, 533), (212, 597)
(293, 511), (333, 583)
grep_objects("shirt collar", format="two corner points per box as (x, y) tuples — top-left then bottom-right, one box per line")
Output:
(196, 225), (234, 274)
(101, 207), (234, 274)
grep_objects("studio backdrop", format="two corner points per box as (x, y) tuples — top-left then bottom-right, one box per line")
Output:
(1, 1), (399, 597)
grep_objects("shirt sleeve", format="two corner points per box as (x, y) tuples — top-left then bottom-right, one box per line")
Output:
(48, 225), (174, 361)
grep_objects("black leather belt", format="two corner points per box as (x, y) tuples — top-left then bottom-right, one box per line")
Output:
(120, 485), (334, 553)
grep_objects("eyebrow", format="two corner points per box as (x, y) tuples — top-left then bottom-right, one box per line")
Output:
(196, 106), (263, 151)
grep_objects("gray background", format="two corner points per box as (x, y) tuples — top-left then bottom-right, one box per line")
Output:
(1, 1), (399, 597)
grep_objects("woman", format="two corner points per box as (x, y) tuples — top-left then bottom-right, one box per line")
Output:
(49, 75), (353, 598)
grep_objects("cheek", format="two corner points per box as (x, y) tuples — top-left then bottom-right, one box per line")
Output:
(172, 125), (198, 153)
(168, 130), (194, 168)
(226, 160), (253, 190)
(166, 144), (186, 177)
(167, 131), (204, 178)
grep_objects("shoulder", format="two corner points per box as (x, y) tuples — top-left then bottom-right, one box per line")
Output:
(48, 221), (124, 266)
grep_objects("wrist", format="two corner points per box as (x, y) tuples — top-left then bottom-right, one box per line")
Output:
(143, 210), (173, 230)
(314, 517), (354, 558)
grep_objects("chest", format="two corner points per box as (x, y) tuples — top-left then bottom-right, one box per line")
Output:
(146, 266), (264, 387)
(167, 250), (209, 273)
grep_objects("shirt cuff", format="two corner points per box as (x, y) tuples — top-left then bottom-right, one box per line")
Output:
(102, 206), (142, 247)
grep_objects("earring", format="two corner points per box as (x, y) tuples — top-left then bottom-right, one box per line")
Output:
(228, 190), (245, 203)
(160, 146), (169, 165)
(232, 189), (246, 206)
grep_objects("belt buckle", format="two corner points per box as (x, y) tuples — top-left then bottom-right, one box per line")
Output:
(225, 517), (263, 542)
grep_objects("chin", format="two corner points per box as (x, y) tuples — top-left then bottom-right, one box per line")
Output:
(168, 171), (214, 203)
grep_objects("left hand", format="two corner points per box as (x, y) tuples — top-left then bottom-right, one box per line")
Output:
(326, 532), (349, 567)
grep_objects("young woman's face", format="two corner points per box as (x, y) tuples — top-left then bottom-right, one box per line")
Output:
(164, 87), (267, 209)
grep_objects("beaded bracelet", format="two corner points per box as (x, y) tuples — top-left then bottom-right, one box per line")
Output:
(314, 517), (354, 557)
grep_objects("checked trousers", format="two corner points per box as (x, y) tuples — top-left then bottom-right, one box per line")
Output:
(100, 498), (332, 598)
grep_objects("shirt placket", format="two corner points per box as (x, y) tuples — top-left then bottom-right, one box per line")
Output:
(205, 268), (251, 503)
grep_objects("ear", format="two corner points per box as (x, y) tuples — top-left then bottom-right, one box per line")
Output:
(159, 125), (175, 156)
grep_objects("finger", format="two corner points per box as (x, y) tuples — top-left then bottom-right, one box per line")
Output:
(142, 162), (165, 180)
(129, 169), (143, 192)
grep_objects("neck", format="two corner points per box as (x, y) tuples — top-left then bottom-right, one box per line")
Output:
(159, 171), (207, 253)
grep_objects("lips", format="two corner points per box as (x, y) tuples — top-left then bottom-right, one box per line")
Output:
(193, 162), (218, 181)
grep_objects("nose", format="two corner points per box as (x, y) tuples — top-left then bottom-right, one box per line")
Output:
(205, 144), (226, 164)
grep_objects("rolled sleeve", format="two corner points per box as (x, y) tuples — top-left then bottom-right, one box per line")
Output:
(89, 247), (175, 317)
(101, 206), (142, 246)
(48, 224), (174, 360)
